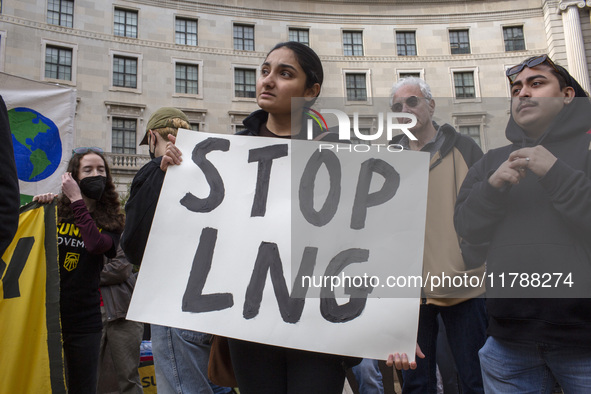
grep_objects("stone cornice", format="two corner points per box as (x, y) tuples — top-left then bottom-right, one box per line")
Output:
(0, 15), (267, 59)
(124, 0), (542, 24)
(0, 15), (545, 64)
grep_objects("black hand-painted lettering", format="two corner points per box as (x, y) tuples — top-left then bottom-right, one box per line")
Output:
(243, 243), (317, 323)
(299, 149), (341, 227)
(1, 237), (35, 299)
(320, 248), (372, 323)
(248, 144), (289, 217)
(350, 159), (400, 230)
(182, 227), (234, 313)
(180, 138), (230, 213)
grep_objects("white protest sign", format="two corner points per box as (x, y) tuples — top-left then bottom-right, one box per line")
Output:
(128, 129), (429, 360)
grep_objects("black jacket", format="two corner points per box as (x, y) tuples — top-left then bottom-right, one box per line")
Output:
(454, 97), (591, 346)
(239, 109), (342, 142)
(0, 95), (19, 257)
(121, 157), (165, 266)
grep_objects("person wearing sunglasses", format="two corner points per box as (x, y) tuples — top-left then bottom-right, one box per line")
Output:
(388, 77), (488, 394)
(33, 147), (124, 394)
(455, 55), (591, 392)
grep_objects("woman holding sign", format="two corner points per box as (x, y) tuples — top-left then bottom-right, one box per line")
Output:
(34, 147), (124, 394)
(162, 42), (417, 393)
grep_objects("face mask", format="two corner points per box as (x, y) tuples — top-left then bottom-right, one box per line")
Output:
(149, 148), (156, 160)
(79, 176), (107, 200)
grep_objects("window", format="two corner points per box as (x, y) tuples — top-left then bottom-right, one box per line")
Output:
(112, 117), (137, 154)
(234, 24), (254, 51)
(175, 63), (199, 95)
(234, 68), (256, 98)
(453, 71), (476, 98)
(113, 55), (137, 88)
(459, 125), (481, 148)
(45, 45), (72, 81)
(190, 123), (200, 131)
(396, 31), (416, 56)
(47, 0), (73, 28)
(175, 17), (197, 46)
(343, 31), (363, 56)
(289, 28), (309, 46)
(449, 30), (470, 54)
(114, 8), (137, 38)
(399, 72), (421, 79)
(503, 26), (525, 51)
(346, 73), (367, 101)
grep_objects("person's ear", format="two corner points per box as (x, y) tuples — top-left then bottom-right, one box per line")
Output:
(304, 83), (321, 101)
(563, 86), (575, 104)
(428, 97), (436, 116)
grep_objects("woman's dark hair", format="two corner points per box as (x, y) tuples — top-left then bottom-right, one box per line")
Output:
(267, 41), (324, 97)
(57, 150), (124, 233)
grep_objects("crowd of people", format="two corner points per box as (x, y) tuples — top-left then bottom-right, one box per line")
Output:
(2, 40), (590, 394)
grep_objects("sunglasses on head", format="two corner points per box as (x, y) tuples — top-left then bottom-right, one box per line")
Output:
(72, 147), (104, 155)
(506, 54), (562, 84)
(391, 96), (429, 112)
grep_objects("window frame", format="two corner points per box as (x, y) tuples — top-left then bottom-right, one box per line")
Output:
(41, 39), (77, 85)
(449, 67), (481, 103)
(288, 27), (310, 46)
(173, 58), (203, 98)
(502, 25), (526, 52)
(342, 30), (364, 57)
(233, 23), (255, 51)
(47, 0), (74, 28)
(111, 116), (138, 154)
(396, 31), (417, 56)
(232, 65), (258, 101)
(449, 29), (471, 55)
(175, 16), (198, 46)
(113, 7), (138, 39)
(343, 69), (372, 105)
(396, 69), (425, 81)
(109, 50), (142, 92)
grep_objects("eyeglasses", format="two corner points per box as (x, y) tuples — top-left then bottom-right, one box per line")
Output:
(391, 96), (429, 112)
(506, 54), (562, 84)
(72, 147), (104, 155)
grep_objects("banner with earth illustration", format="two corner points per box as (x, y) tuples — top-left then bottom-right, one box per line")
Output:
(0, 72), (76, 204)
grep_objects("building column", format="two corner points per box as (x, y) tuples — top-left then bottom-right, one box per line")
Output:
(558, 0), (591, 93)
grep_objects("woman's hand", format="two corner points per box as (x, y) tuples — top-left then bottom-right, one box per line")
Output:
(33, 193), (57, 204)
(61, 172), (83, 202)
(160, 134), (182, 172)
(386, 343), (425, 370)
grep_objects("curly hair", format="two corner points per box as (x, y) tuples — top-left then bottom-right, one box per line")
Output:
(151, 117), (191, 140)
(57, 151), (125, 233)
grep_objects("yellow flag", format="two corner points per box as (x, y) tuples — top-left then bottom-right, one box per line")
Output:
(0, 201), (66, 393)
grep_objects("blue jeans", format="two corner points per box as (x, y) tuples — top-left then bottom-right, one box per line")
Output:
(402, 298), (487, 394)
(479, 336), (591, 393)
(352, 358), (384, 394)
(151, 325), (232, 394)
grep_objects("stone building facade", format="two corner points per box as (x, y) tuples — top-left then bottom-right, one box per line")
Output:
(1, 0), (590, 192)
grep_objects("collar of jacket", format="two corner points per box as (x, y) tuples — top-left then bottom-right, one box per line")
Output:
(390, 121), (459, 171)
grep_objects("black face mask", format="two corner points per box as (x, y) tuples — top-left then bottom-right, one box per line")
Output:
(149, 148), (156, 160)
(79, 176), (107, 200)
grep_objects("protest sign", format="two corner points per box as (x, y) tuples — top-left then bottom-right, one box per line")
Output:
(128, 129), (429, 360)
